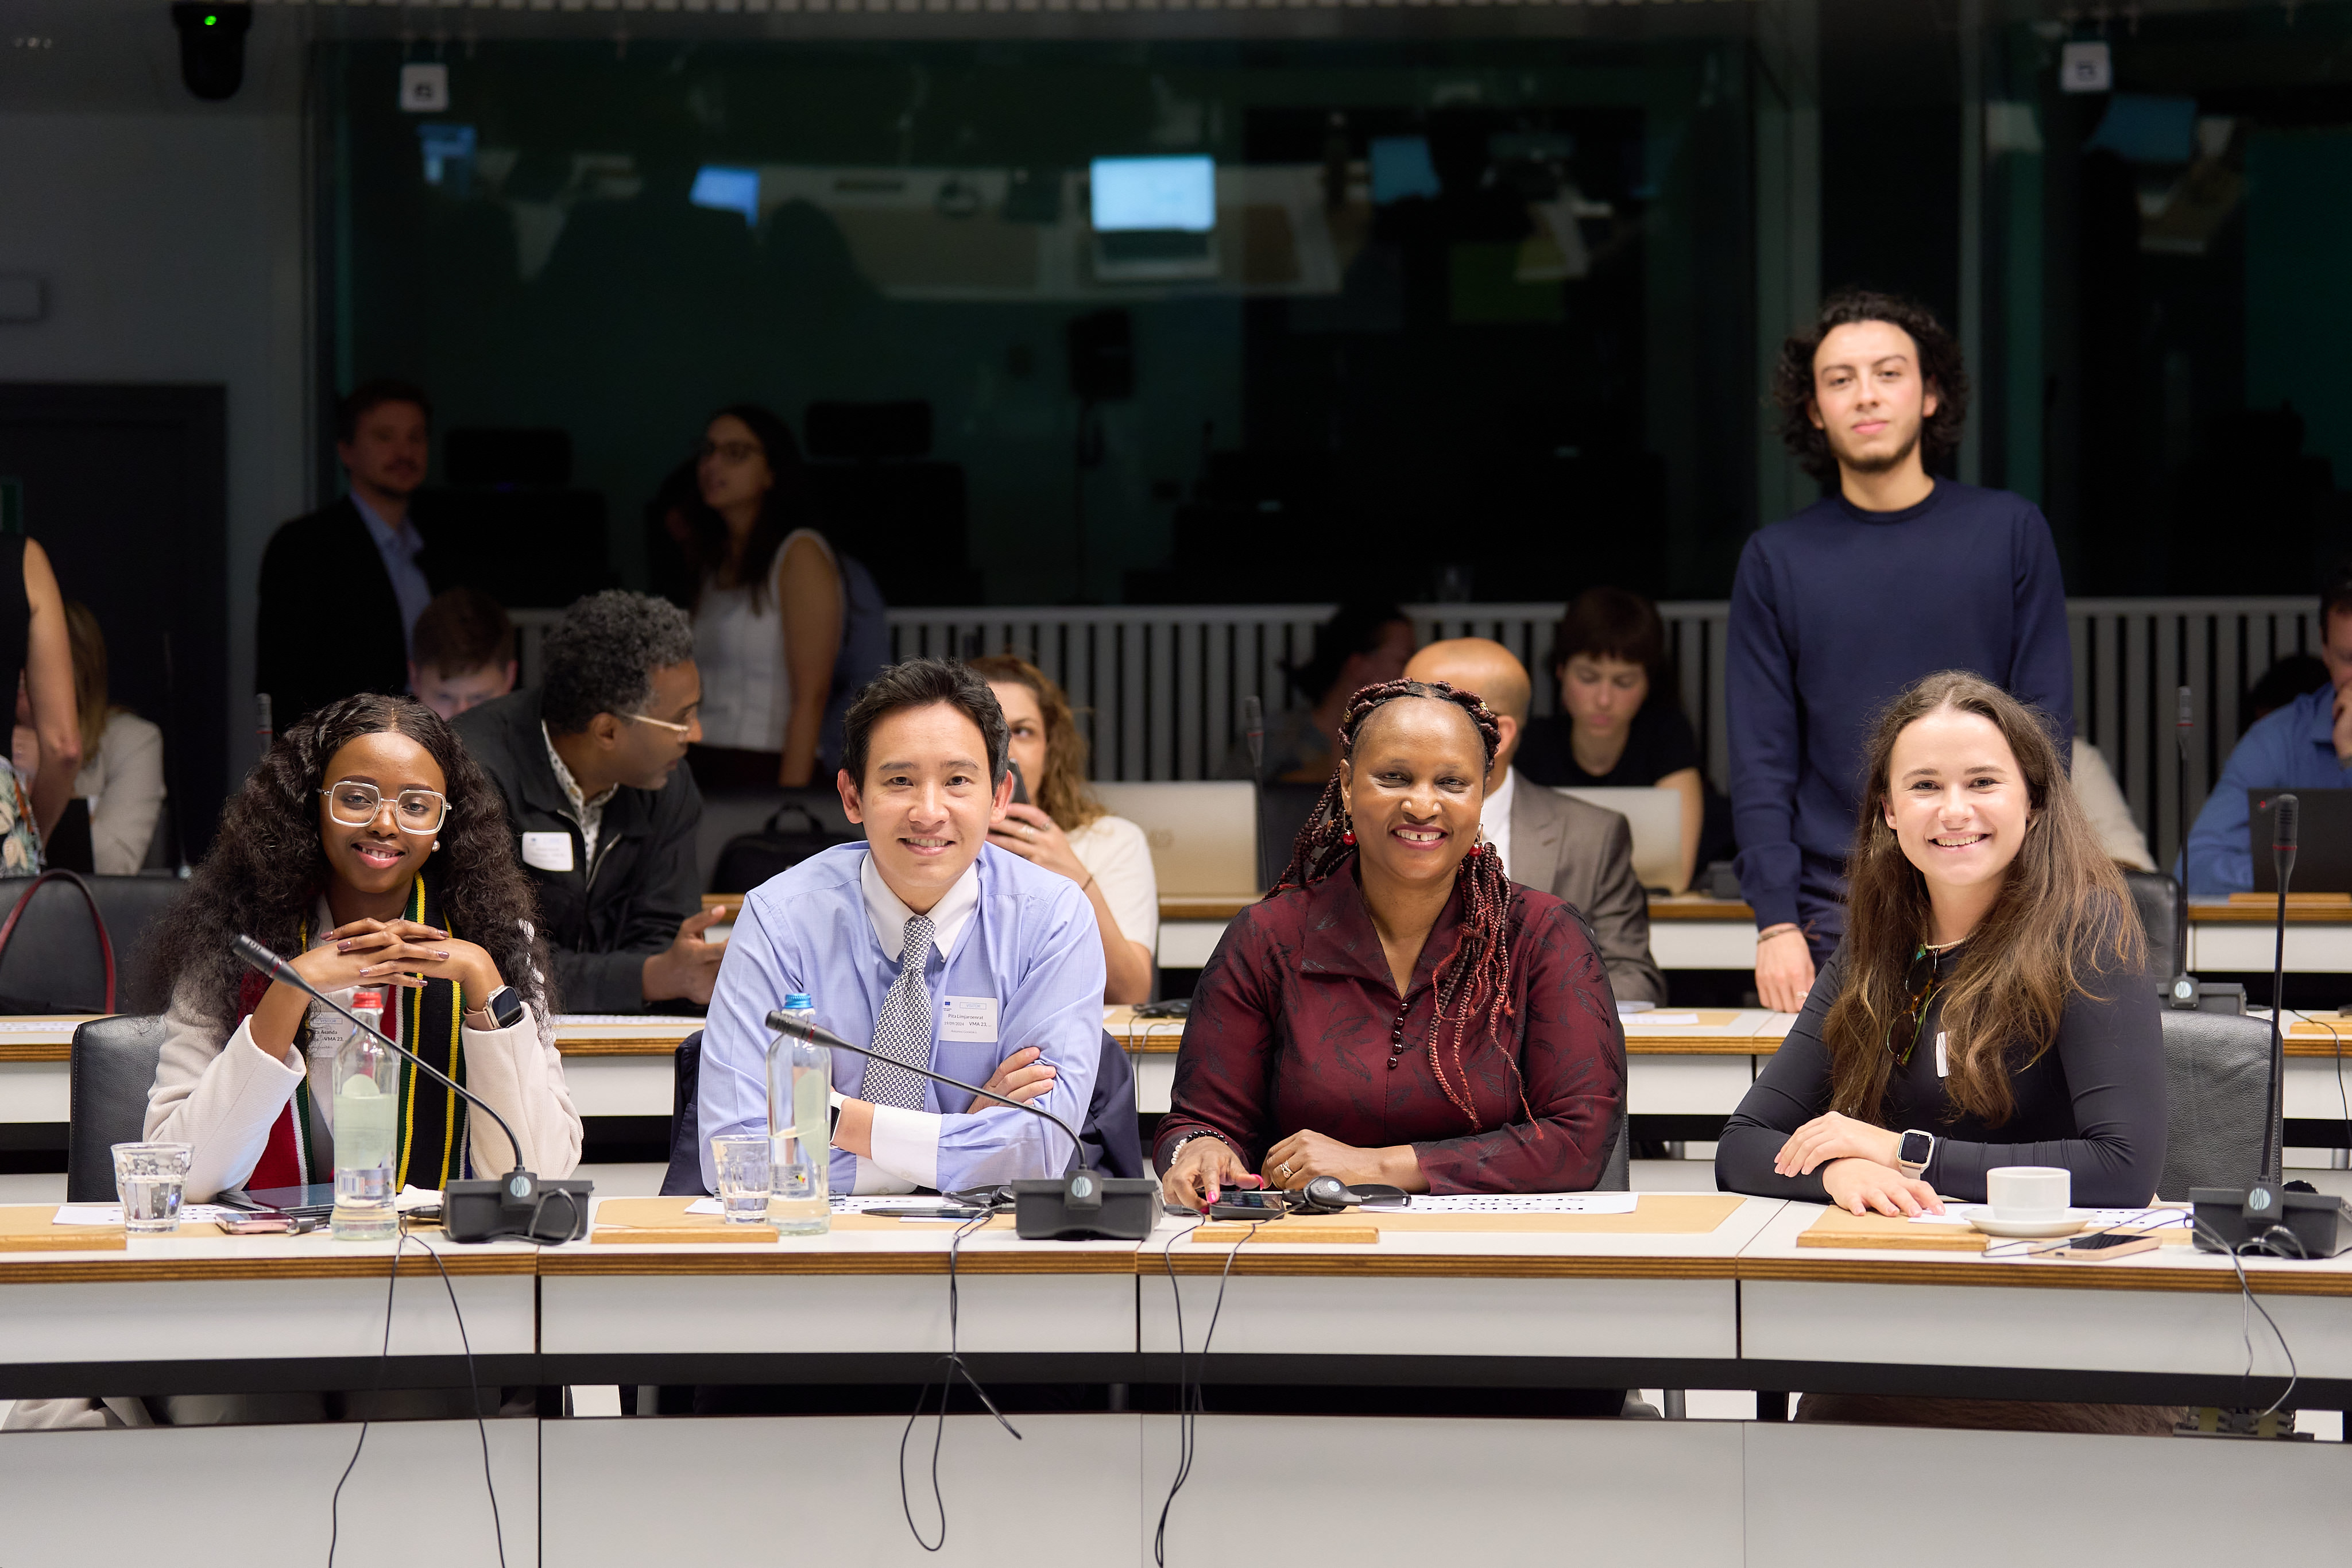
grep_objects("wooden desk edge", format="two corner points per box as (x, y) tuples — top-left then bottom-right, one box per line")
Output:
(541, 1249), (1138, 1277)
(0, 1252), (537, 1285)
(1144, 1253), (1743, 1280)
(1735, 1255), (2352, 1296)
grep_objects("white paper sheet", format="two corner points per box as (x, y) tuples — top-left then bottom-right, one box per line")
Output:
(1403, 1193), (1642, 1214)
(1620, 1012), (1701, 1027)
(54, 1203), (242, 1226)
(1906, 1205), (2189, 1229)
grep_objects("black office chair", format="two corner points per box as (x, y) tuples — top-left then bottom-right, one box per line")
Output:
(659, 1030), (707, 1196)
(1082, 1029), (1145, 1179)
(65, 1013), (167, 1203)
(2122, 869), (2184, 986)
(2156, 1008), (2273, 1200)
(0, 873), (188, 1015)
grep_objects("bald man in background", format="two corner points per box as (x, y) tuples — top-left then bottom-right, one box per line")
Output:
(1405, 638), (1665, 1005)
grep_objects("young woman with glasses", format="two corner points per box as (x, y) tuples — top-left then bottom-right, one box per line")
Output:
(141, 692), (581, 1203)
(1715, 669), (2163, 1221)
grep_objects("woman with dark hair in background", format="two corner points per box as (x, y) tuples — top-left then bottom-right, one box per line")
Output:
(1516, 587), (1727, 892)
(1218, 601), (1417, 782)
(1162, 678), (1623, 1203)
(969, 653), (1158, 1005)
(142, 692), (581, 1204)
(683, 404), (845, 790)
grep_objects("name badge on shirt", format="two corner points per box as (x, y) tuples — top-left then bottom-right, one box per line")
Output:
(520, 831), (574, 873)
(1935, 1031), (1948, 1079)
(941, 995), (1000, 1043)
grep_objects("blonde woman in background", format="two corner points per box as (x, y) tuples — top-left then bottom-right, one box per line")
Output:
(64, 602), (167, 874)
(969, 654), (1158, 1005)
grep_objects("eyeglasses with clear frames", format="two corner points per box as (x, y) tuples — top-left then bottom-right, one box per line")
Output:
(322, 779), (448, 834)
(625, 711), (695, 737)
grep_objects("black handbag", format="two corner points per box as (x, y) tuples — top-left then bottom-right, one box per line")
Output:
(709, 803), (858, 895)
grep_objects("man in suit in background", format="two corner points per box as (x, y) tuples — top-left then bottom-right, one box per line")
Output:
(255, 380), (439, 728)
(1405, 638), (1666, 1005)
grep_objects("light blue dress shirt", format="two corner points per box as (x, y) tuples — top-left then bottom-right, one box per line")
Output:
(2184, 686), (2352, 894)
(349, 491), (433, 660)
(697, 841), (1107, 1194)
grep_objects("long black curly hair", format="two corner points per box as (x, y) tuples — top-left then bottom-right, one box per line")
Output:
(148, 693), (548, 1026)
(1270, 677), (1527, 1132)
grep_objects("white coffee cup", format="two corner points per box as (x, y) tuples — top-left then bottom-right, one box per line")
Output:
(1985, 1166), (2071, 1222)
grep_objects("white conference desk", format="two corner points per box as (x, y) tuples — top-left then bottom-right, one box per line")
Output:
(7, 1194), (2352, 1566)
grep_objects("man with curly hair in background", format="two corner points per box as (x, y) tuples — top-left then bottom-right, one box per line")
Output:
(456, 590), (725, 1012)
(1731, 289), (2073, 1014)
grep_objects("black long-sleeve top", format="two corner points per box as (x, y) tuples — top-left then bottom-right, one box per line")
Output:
(1714, 942), (2165, 1207)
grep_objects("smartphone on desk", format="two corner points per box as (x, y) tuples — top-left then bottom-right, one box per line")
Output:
(1205, 1190), (1289, 1221)
(2030, 1231), (2159, 1261)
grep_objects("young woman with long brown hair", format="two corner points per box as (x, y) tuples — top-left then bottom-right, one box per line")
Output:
(1716, 670), (2164, 1217)
(1156, 679), (1624, 1204)
(967, 653), (1157, 1005)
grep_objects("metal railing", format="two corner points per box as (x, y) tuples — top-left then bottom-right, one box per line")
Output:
(513, 595), (2317, 872)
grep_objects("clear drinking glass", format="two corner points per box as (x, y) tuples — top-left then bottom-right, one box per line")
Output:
(111, 1142), (192, 1235)
(710, 1134), (775, 1224)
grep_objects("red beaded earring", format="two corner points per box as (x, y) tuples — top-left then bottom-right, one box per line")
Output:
(1340, 811), (1356, 846)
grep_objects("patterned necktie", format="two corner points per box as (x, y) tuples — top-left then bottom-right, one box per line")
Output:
(861, 913), (935, 1111)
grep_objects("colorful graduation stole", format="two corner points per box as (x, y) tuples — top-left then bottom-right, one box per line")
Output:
(237, 878), (471, 1191)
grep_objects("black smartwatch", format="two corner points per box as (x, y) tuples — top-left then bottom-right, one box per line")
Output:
(472, 984), (526, 1031)
(1896, 1128), (1935, 1178)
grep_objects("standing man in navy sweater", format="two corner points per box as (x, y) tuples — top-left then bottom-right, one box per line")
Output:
(1730, 290), (2073, 1012)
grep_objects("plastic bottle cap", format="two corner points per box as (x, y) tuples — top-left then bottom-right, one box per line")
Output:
(783, 993), (813, 1010)
(351, 989), (385, 1009)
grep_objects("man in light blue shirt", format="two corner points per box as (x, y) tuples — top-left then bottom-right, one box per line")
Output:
(698, 658), (1105, 1194)
(2185, 576), (2352, 893)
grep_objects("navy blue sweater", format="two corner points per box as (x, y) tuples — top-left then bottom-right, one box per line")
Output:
(1727, 481), (2074, 936)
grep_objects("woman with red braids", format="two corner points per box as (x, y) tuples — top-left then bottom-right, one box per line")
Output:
(1155, 680), (1626, 1205)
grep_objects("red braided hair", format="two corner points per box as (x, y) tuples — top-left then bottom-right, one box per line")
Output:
(1268, 678), (1529, 1132)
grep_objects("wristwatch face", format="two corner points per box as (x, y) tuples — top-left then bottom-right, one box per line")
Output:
(487, 985), (525, 1030)
(1898, 1130), (1933, 1168)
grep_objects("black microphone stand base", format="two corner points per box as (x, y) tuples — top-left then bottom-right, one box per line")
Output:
(2189, 1184), (2352, 1258)
(1010, 1172), (1158, 1241)
(444, 1173), (595, 1244)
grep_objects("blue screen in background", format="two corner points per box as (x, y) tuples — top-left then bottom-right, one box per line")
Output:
(690, 165), (762, 226)
(1089, 157), (1216, 233)
(1368, 137), (1442, 204)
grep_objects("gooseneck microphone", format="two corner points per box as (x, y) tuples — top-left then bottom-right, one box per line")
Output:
(2264, 793), (2299, 1186)
(764, 1010), (1157, 1240)
(233, 934), (591, 1242)
(765, 1009), (1085, 1172)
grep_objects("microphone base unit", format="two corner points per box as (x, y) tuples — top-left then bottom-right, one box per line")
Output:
(1011, 1171), (1158, 1241)
(2189, 1184), (2352, 1259)
(444, 1171), (595, 1244)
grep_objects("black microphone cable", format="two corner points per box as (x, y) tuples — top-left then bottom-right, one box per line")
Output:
(1154, 1215), (1260, 1567)
(326, 1228), (404, 1568)
(900, 1199), (1023, 1552)
(416, 1238), (508, 1568)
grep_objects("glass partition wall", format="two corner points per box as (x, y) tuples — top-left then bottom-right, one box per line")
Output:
(316, 0), (2352, 606)
(320, 27), (1760, 606)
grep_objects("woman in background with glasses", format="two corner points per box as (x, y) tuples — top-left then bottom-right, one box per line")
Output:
(680, 404), (845, 791)
(140, 692), (581, 1204)
(1715, 669), (2162, 1221)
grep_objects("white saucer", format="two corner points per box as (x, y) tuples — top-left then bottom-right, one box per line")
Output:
(1964, 1209), (2087, 1239)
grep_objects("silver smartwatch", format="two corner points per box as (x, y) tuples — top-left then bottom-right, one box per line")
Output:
(1895, 1129), (1935, 1178)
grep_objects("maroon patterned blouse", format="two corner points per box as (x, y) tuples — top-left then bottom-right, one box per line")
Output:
(1152, 864), (1626, 1193)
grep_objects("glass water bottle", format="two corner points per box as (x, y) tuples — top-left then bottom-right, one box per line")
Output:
(766, 993), (831, 1235)
(331, 988), (399, 1241)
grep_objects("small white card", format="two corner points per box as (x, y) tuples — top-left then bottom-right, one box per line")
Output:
(941, 995), (1000, 1043)
(520, 831), (575, 873)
